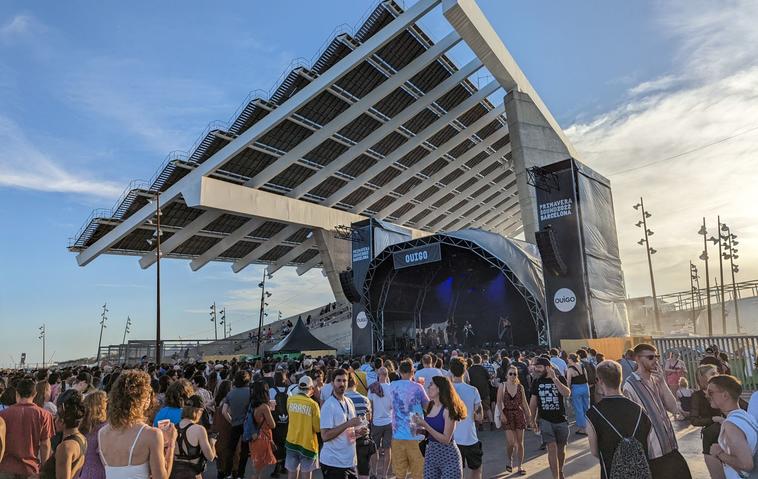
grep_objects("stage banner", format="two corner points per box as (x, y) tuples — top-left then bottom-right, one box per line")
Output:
(350, 219), (374, 355)
(535, 159), (594, 344)
(393, 243), (441, 270)
(350, 219), (413, 354)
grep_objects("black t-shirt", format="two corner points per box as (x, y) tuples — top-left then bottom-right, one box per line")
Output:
(530, 375), (568, 423)
(587, 397), (652, 479)
(468, 364), (491, 400)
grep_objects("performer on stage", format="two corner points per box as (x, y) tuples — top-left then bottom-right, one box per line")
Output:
(498, 316), (513, 345)
(463, 320), (475, 347)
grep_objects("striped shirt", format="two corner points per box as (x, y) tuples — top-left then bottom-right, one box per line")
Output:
(623, 372), (677, 459)
(345, 391), (370, 417)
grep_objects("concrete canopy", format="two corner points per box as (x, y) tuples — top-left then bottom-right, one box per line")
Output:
(69, 0), (577, 283)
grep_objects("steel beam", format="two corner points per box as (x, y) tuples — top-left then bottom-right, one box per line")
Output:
(391, 141), (509, 224)
(413, 157), (511, 229)
(246, 31), (462, 189)
(138, 209), (223, 269)
(331, 79), (500, 208)
(296, 255), (322, 276)
(75, 0), (440, 267)
(189, 218), (265, 271)
(367, 104), (505, 218)
(266, 237), (316, 275)
(289, 59), (483, 199)
(232, 224), (303, 273)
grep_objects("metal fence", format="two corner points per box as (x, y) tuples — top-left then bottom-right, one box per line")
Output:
(653, 335), (758, 391)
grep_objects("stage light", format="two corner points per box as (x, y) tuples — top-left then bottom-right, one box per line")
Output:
(646, 229), (654, 236)
(635, 221), (643, 228)
(699, 251), (708, 261)
(258, 282), (264, 288)
(690, 264), (697, 271)
(709, 236), (719, 245)
(698, 225), (707, 235)
(649, 248), (657, 255)
(637, 239), (645, 246)
(266, 291), (272, 298)
(633, 203), (641, 210)
(644, 211), (652, 218)
(733, 265), (740, 273)
(721, 224), (729, 232)
(733, 240), (739, 245)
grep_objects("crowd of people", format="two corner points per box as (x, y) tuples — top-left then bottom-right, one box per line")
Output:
(1, 343), (758, 479)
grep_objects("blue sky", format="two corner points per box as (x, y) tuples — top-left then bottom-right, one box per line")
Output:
(1, 1), (756, 365)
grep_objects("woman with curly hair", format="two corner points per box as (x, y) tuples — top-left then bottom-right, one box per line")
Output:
(98, 370), (177, 479)
(78, 391), (108, 479)
(412, 375), (467, 479)
(154, 379), (194, 426)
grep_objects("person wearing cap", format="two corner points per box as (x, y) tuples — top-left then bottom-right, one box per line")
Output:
(285, 375), (321, 479)
(529, 357), (571, 479)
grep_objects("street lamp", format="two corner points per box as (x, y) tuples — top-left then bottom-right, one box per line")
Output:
(219, 307), (227, 339)
(146, 191), (163, 365)
(698, 219), (713, 335)
(210, 302), (218, 340)
(633, 198), (660, 333)
(38, 324), (46, 368)
(96, 303), (108, 363)
(256, 271), (273, 355)
(721, 224), (741, 332)
(708, 216), (728, 333)
(689, 262), (703, 333)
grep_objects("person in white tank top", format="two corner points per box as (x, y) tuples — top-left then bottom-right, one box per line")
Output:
(99, 371), (177, 479)
(707, 375), (758, 479)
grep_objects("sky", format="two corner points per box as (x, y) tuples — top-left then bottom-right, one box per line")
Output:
(0, 0), (756, 366)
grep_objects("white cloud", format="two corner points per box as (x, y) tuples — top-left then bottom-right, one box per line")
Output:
(565, 0), (758, 297)
(223, 266), (334, 320)
(0, 14), (35, 40)
(0, 115), (123, 198)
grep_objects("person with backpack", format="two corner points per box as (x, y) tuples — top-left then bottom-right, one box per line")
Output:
(269, 370), (290, 478)
(587, 360), (652, 479)
(707, 375), (758, 479)
(169, 395), (216, 479)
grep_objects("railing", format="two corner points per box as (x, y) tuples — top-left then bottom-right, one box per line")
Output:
(653, 335), (758, 391)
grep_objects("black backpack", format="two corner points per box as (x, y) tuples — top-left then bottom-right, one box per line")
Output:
(592, 405), (651, 479)
(273, 387), (289, 426)
(582, 359), (597, 386)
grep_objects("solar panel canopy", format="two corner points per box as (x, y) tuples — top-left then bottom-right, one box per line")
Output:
(70, 0), (569, 277)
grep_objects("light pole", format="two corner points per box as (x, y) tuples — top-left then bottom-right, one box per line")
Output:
(210, 303), (218, 340)
(122, 316), (132, 344)
(96, 303), (108, 363)
(146, 191), (163, 366)
(219, 308), (227, 338)
(256, 270), (273, 356)
(689, 262), (702, 333)
(698, 219), (713, 335)
(633, 198), (660, 333)
(721, 224), (741, 332)
(709, 216), (727, 333)
(38, 325), (46, 368)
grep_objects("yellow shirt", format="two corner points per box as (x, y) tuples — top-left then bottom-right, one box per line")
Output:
(285, 393), (321, 459)
(354, 370), (369, 396)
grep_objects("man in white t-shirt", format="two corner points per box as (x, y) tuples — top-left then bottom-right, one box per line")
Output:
(414, 354), (445, 392)
(368, 367), (392, 479)
(320, 368), (366, 479)
(450, 357), (484, 479)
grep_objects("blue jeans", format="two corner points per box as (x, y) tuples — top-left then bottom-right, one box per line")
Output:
(571, 383), (590, 429)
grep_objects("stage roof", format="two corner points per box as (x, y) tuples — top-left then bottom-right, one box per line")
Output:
(69, 0), (571, 276)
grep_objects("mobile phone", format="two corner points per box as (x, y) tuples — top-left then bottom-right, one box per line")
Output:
(157, 419), (171, 429)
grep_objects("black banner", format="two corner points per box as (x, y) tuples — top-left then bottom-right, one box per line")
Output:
(350, 219), (374, 355)
(535, 159), (594, 343)
(393, 243), (441, 270)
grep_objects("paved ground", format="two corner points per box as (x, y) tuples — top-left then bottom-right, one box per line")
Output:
(205, 417), (707, 479)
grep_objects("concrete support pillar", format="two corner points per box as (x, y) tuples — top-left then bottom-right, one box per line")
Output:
(312, 228), (351, 305)
(505, 90), (572, 243)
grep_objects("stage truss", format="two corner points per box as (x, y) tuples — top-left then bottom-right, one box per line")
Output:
(362, 233), (549, 351)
